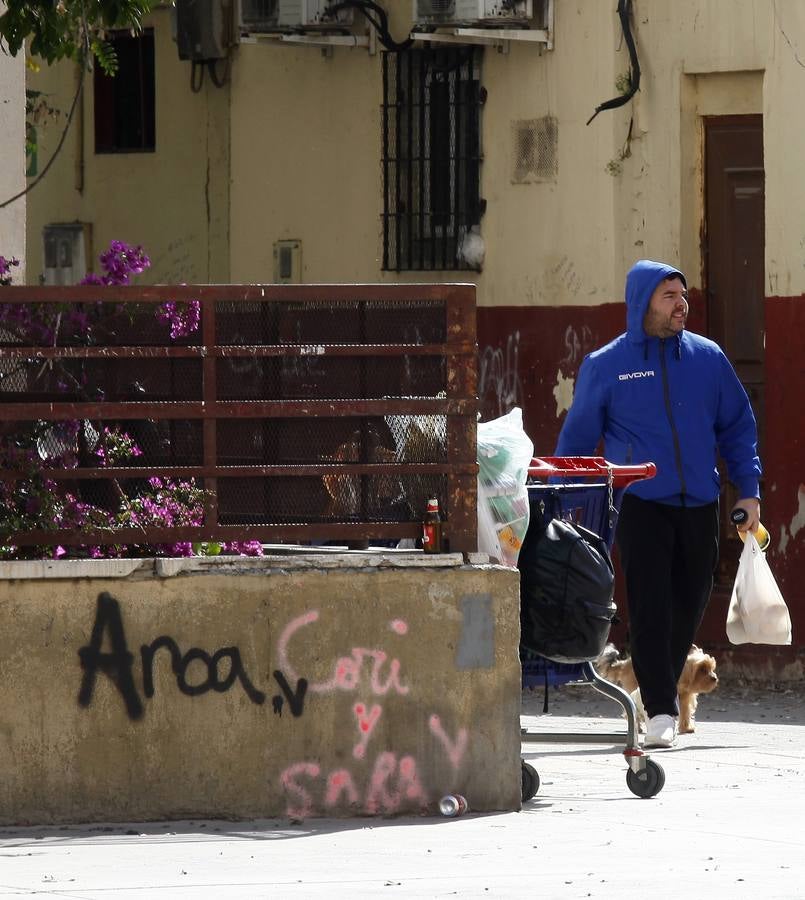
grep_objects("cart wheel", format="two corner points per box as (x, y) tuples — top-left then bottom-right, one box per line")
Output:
(626, 758), (665, 798)
(521, 761), (540, 801)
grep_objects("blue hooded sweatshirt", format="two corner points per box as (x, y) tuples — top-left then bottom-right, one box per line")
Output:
(555, 259), (761, 505)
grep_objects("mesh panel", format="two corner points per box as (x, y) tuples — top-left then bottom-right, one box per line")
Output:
(33, 419), (203, 466)
(0, 285), (476, 550)
(219, 474), (446, 524)
(215, 299), (447, 400)
(420, 0), (455, 14)
(512, 116), (558, 183)
(0, 302), (198, 348)
(215, 299), (447, 344)
(217, 416), (445, 464)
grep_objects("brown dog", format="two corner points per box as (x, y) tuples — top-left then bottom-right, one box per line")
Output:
(595, 644), (718, 734)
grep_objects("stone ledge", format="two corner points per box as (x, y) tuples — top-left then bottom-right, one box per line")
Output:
(0, 550), (490, 580)
(0, 559), (150, 580)
(154, 551), (469, 578)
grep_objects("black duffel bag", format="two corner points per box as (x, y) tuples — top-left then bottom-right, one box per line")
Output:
(518, 517), (616, 664)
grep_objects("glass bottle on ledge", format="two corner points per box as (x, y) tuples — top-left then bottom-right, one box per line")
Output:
(422, 497), (443, 554)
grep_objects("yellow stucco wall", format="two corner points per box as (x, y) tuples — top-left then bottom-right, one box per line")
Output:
(227, 1), (623, 304)
(0, 558), (522, 824)
(24, 5), (230, 285)
(22, 1), (805, 298)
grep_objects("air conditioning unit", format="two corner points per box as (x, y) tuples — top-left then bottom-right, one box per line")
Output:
(277, 0), (353, 28)
(239, 0), (280, 32)
(175, 0), (232, 60)
(414, 0), (532, 26)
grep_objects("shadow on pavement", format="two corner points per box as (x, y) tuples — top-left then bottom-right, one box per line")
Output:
(522, 682), (805, 727)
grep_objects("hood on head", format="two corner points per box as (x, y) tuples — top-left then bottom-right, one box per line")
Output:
(625, 259), (687, 341)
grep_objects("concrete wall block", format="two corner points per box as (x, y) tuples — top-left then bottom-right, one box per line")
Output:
(0, 564), (522, 824)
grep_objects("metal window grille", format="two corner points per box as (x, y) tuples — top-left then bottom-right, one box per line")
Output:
(382, 47), (483, 272)
(94, 30), (156, 154)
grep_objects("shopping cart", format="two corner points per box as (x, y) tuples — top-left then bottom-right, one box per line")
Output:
(518, 456), (666, 801)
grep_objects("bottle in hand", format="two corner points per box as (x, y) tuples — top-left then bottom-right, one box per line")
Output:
(422, 497), (443, 554)
(730, 507), (770, 552)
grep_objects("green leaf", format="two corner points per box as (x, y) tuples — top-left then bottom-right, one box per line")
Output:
(91, 37), (118, 76)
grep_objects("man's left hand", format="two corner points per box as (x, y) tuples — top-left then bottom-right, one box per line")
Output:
(731, 497), (761, 533)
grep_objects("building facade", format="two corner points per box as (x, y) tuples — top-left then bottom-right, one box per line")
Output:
(25, 0), (805, 669)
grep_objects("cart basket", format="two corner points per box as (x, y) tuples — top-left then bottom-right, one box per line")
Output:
(519, 457), (656, 670)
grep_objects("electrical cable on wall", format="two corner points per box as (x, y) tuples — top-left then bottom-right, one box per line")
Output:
(327, 0), (413, 51)
(208, 56), (230, 88)
(190, 56), (231, 92)
(0, 30), (89, 209)
(191, 59), (205, 92)
(586, 0), (640, 125)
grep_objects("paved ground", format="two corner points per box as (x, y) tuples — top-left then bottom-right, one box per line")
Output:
(1, 680), (803, 899)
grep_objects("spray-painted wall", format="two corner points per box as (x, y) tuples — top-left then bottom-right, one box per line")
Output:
(0, 556), (521, 824)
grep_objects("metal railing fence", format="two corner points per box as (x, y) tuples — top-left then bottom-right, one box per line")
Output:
(0, 283), (477, 553)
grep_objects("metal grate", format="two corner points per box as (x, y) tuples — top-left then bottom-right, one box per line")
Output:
(382, 46), (484, 272)
(417, 0), (455, 15)
(512, 116), (558, 183)
(0, 284), (477, 553)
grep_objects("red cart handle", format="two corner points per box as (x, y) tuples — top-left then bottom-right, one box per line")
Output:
(528, 456), (656, 489)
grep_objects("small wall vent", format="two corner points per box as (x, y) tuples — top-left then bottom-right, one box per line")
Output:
(512, 116), (558, 184)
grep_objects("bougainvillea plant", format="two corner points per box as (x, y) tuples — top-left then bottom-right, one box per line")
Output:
(0, 243), (261, 560)
(0, 255), (20, 286)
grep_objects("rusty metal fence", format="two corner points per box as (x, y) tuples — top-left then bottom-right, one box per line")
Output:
(0, 284), (478, 554)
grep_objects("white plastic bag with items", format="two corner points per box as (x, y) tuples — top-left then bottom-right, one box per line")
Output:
(726, 532), (792, 645)
(477, 407), (534, 566)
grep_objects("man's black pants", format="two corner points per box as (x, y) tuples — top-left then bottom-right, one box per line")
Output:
(615, 494), (719, 719)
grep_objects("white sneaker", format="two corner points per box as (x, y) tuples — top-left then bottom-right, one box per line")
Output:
(644, 714), (677, 748)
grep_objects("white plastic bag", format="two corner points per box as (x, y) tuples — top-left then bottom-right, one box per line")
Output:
(726, 533), (792, 645)
(476, 408), (534, 566)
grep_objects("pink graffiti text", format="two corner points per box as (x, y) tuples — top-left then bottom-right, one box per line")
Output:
(280, 753), (428, 818)
(353, 702), (383, 759)
(428, 714), (469, 771)
(276, 611), (410, 696)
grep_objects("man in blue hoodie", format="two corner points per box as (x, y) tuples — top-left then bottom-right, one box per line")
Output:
(555, 259), (761, 748)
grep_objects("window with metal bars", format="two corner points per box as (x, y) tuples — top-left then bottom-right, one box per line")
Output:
(94, 30), (156, 154)
(381, 46), (483, 272)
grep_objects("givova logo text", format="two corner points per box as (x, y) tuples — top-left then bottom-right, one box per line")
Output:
(618, 370), (655, 381)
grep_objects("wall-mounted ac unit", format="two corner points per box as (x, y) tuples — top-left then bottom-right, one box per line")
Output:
(175, 0), (232, 60)
(239, 0), (280, 32)
(238, 0), (352, 32)
(414, 0), (532, 26)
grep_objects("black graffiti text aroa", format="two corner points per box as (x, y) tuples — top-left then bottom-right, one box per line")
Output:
(78, 592), (307, 721)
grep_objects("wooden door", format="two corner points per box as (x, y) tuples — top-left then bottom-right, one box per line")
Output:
(704, 115), (765, 582)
